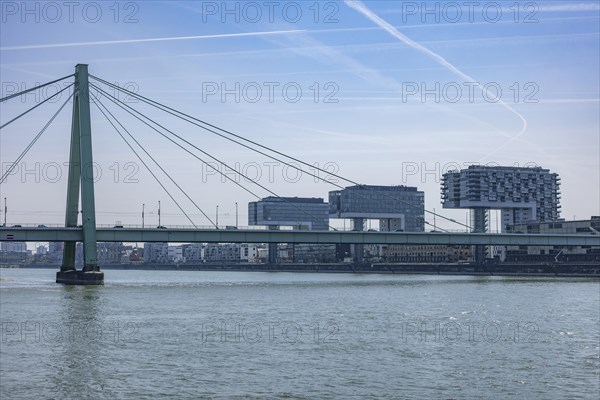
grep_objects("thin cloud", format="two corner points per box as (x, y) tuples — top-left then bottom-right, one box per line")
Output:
(538, 98), (600, 104)
(0, 30), (306, 51)
(259, 26), (527, 145)
(1, 28), (596, 67)
(310, 16), (599, 33)
(344, 0), (529, 160)
(382, 2), (600, 14)
(536, 3), (600, 12)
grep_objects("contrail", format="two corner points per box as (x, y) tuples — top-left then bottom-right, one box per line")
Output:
(0, 30), (306, 51)
(537, 3), (600, 12)
(344, 0), (528, 156)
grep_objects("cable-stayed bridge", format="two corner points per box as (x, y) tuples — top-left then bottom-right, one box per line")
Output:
(1, 65), (598, 284)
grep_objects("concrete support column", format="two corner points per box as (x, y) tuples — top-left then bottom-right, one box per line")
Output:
(352, 218), (365, 263)
(471, 208), (489, 265)
(268, 225), (279, 264)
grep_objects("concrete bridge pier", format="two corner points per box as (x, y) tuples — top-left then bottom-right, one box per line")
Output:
(56, 270), (104, 285)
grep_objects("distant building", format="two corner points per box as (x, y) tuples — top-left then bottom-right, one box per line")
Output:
(168, 245), (184, 263)
(204, 243), (241, 262)
(47, 242), (64, 263)
(97, 243), (123, 263)
(127, 247), (142, 263)
(278, 244), (337, 263)
(329, 185), (425, 263)
(329, 184), (425, 262)
(507, 217), (600, 235)
(36, 245), (47, 256)
(240, 244), (258, 263)
(75, 242), (123, 264)
(249, 196), (329, 264)
(143, 243), (168, 263)
(183, 244), (204, 262)
(0, 242), (27, 253)
(256, 245), (269, 262)
(248, 196), (329, 230)
(329, 185), (425, 232)
(141, 243), (257, 264)
(441, 165), (561, 232)
(442, 165), (561, 263)
(382, 245), (472, 263)
(505, 217), (600, 263)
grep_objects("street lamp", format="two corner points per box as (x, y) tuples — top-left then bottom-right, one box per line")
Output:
(158, 201), (161, 227)
(235, 202), (238, 228)
(142, 203), (145, 228)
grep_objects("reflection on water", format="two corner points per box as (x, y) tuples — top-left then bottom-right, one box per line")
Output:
(50, 286), (113, 399)
(1, 269), (599, 399)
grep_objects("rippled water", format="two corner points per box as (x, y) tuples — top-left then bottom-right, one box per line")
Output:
(1, 269), (598, 399)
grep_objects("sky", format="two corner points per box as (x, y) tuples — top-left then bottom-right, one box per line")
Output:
(0, 0), (599, 231)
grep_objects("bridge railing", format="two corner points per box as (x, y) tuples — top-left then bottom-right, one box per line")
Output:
(0, 223), (499, 234)
(0, 223), (596, 236)
(3, 223), (270, 230)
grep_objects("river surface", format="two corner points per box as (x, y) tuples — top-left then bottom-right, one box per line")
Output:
(1, 268), (598, 399)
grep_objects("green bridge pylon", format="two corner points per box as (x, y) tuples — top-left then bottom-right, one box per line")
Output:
(57, 64), (103, 285)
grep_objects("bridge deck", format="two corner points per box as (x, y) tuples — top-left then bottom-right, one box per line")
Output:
(1, 227), (599, 246)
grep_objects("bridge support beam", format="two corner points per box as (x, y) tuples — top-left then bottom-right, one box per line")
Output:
(471, 208), (489, 267)
(351, 218), (365, 263)
(268, 226), (279, 264)
(58, 64), (103, 285)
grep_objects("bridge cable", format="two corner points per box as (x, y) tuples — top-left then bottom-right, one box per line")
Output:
(90, 92), (200, 228)
(91, 82), (262, 201)
(90, 82), (338, 231)
(91, 75), (470, 231)
(90, 77), (347, 187)
(424, 220), (449, 233)
(92, 76), (464, 230)
(0, 74), (74, 103)
(88, 76), (355, 190)
(91, 76), (471, 231)
(92, 92), (216, 229)
(0, 91), (74, 184)
(0, 83), (74, 131)
(91, 83), (338, 231)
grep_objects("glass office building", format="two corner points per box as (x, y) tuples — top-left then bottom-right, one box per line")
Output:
(248, 197), (329, 230)
(328, 185), (425, 232)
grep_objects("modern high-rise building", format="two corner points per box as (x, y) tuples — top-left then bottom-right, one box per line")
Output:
(248, 196), (329, 264)
(441, 165), (561, 263)
(329, 185), (425, 263)
(441, 165), (561, 233)
(328, 185), (425, 232)
(248, 197), (329, 230)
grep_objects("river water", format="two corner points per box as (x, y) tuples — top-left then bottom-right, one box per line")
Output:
(1, 268), (598, 399)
